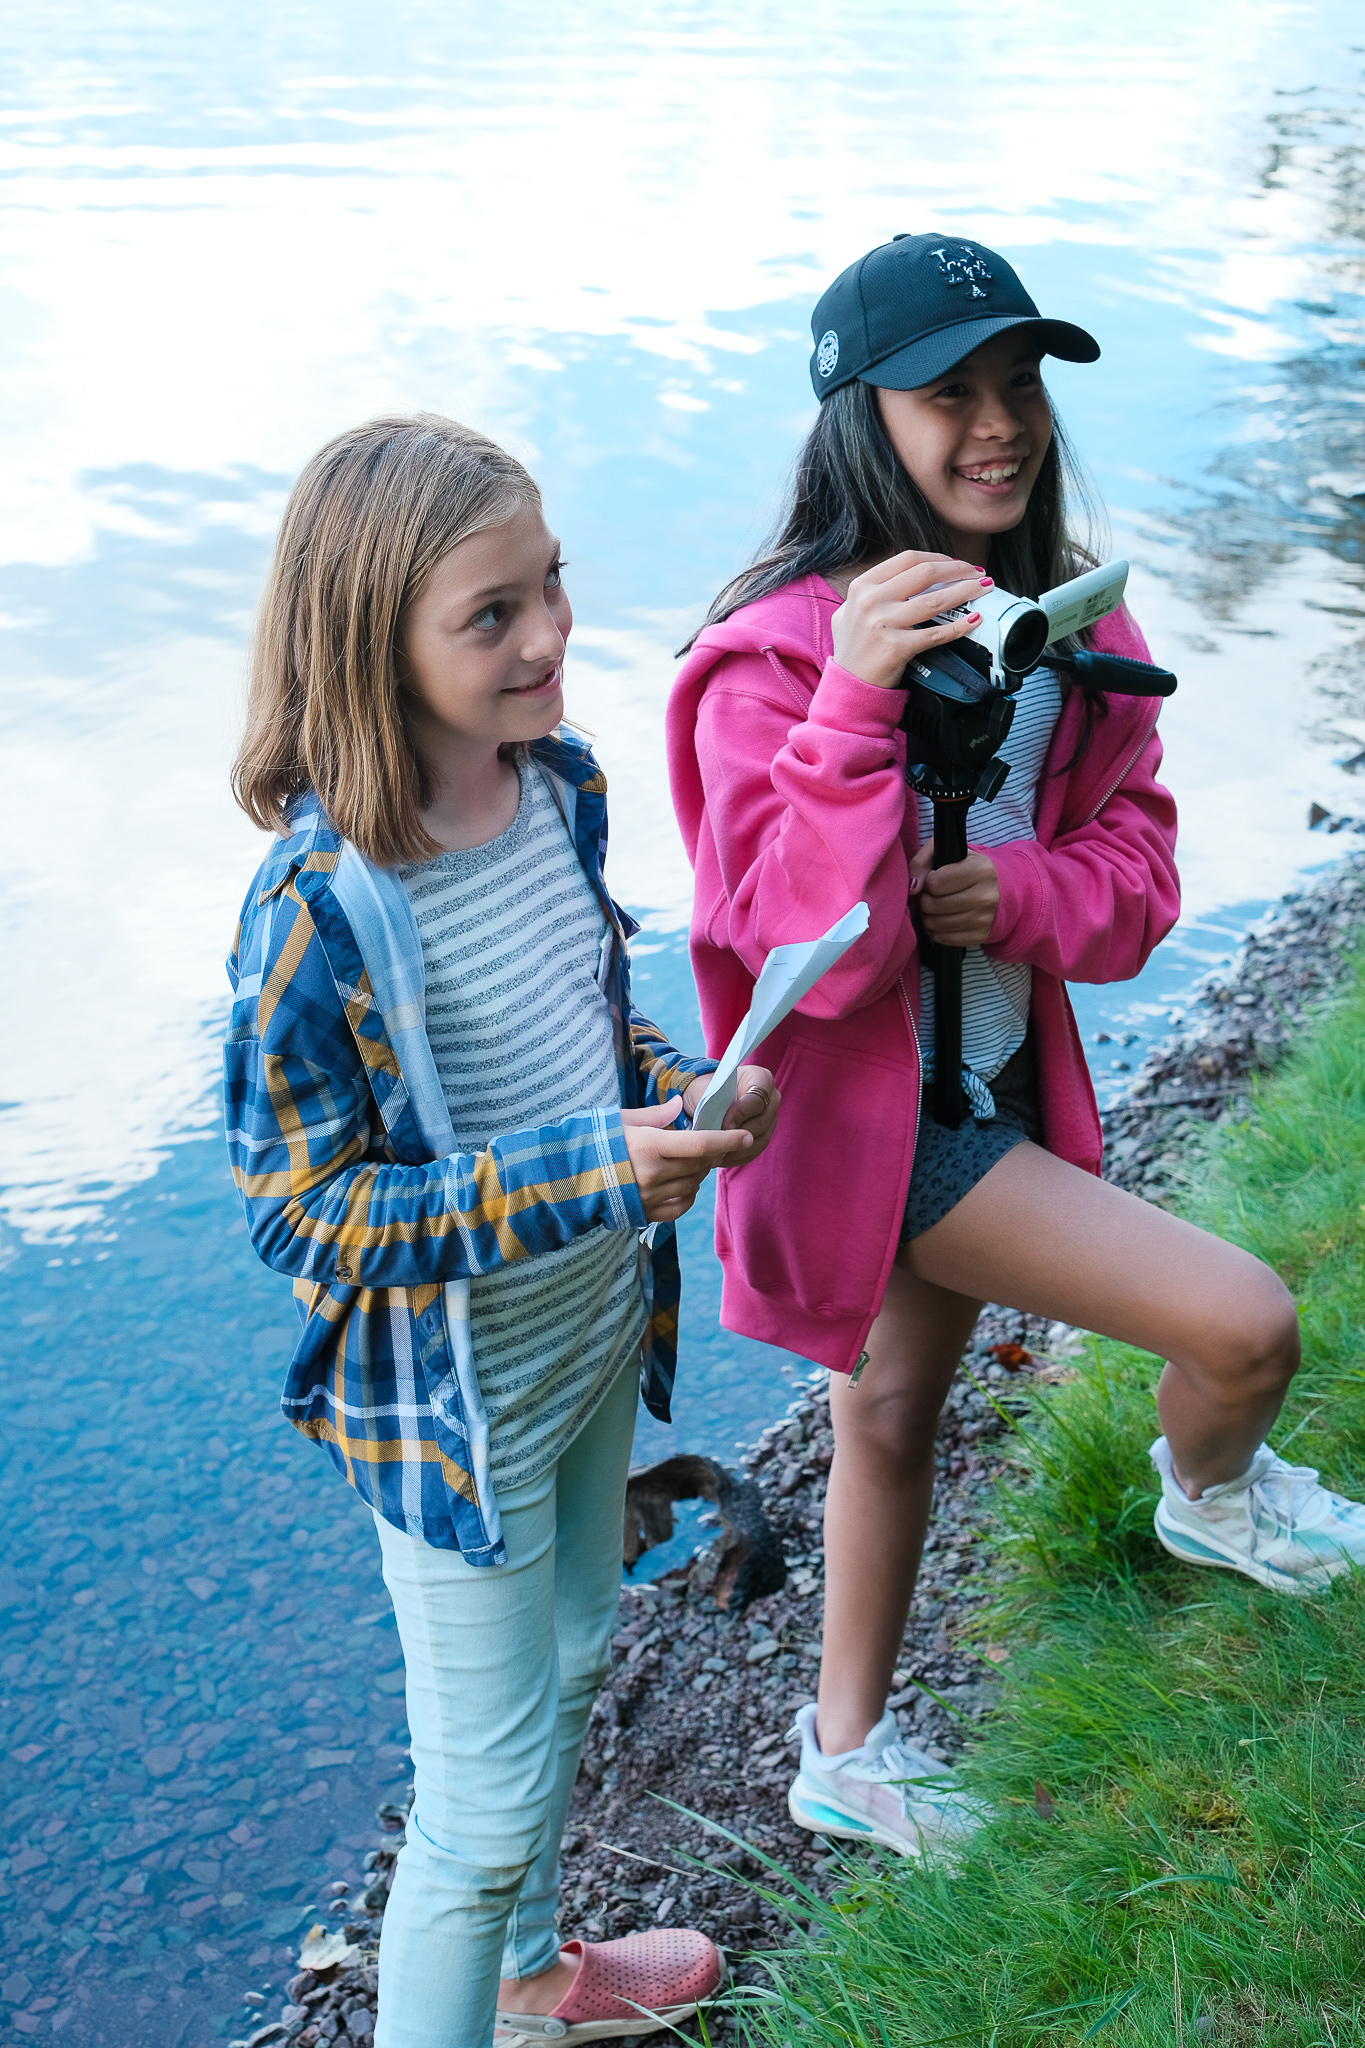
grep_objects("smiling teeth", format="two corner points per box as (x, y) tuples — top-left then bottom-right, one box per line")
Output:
(962, 463), (1021, 483)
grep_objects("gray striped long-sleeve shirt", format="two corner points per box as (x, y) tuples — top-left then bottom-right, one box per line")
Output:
(399, 762), (646, 1491)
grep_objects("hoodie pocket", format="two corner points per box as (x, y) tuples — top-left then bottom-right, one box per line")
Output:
(716, 1029), (914, 1320)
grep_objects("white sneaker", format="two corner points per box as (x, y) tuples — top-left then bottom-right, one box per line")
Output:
(1151, 1435), (1365, 1595)
(786, 1702), (983, 1858)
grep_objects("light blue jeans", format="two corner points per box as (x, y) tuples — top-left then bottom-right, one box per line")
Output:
(371, 1360), (638, 2048)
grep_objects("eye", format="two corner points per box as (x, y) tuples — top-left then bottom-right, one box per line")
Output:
(935, 380), (969, 400)
(546, 558), (567, 589)
(470, 602), (505, 631)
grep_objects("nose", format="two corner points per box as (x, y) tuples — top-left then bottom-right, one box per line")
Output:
(969, 388), (1027, 444)
(521, 601), (567, 666)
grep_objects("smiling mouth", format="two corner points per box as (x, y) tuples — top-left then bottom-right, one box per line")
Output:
(956, 460), (1024, 485)
(505, 664), (562, 696)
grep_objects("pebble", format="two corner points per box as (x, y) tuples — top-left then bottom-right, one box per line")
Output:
(1101, 856), (1365, 1201)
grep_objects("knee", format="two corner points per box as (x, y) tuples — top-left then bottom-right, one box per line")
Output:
(559, 1646), (611, 1715)
(1204, 1264), (1300, 1394)
(834, 1383), (945, 1477)
(395, 1812), (537, 1909)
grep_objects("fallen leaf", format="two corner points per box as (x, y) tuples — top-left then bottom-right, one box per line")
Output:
(1035, 1780), (1056, 1820)
(983, 1643), (1009, 1664)
(988, 1342), (1032, 1370)
(298, 1924), (357, 1972)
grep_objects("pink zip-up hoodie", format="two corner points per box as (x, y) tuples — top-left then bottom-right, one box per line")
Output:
(666, 573), (1180, 1375)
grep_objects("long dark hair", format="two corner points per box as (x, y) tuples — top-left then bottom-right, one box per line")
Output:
(684, 378), (1110, 754)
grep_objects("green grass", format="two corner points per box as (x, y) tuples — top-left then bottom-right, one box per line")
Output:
(727, 965), (1365, 2047)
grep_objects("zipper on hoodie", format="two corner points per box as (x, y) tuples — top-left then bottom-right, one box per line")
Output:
(897, 973), (922, 1068)
(1079, 710), (1160, 827)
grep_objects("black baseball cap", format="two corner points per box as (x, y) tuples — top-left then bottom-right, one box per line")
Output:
(808, 233), (1099, 400)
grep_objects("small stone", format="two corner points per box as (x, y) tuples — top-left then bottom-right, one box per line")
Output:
(745, 1638), (780, 1663)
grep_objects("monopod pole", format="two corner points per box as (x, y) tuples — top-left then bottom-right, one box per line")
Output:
(928, 796), (972, 1130)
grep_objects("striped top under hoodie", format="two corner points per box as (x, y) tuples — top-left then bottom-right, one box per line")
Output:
(914, 663), (1063, 1088)
(399, 761), (646, 1491)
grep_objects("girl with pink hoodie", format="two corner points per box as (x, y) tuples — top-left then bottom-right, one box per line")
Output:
(667, 233), (1365, 1858)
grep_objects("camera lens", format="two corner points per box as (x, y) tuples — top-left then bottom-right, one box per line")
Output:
(1000, 606), (1050, 673)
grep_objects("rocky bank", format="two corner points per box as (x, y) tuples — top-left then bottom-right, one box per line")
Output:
(234, 851), (1365, 2048)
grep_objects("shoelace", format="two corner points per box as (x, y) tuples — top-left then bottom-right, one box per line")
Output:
(1245, 1456), (1327, 1540)
(873, 1740), (957, 1812)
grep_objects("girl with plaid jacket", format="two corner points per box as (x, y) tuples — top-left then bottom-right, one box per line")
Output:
(225, 415), (777, 2048)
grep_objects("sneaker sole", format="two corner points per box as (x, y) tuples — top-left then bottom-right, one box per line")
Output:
(788, 1775), (935, 1858)
(1153, 1507), (1335, 1596)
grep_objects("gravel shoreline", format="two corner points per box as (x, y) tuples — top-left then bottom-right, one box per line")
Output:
(236, 852), (1365, 2048)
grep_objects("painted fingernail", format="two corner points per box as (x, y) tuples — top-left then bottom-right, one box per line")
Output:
(967, 611), (982, 623)
(980, 577), (994, 588)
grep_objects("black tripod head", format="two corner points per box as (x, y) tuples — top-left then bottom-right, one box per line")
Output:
(900, 637), (1177, 805)
(898, 618), (1178, 1132)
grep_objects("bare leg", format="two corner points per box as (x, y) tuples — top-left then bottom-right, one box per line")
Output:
(818, 1262), (982, 1755)
(818, 1142), (1299, 1755)
(907, 1142), (1300, 1493)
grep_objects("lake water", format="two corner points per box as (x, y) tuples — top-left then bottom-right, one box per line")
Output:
(1, 4), (1363, 2041)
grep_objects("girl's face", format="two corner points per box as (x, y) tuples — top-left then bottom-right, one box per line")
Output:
(875, 332), (1054, 559)
(398, 501), (571, 750)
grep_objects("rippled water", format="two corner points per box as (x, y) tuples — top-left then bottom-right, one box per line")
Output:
(1, 4), (1363, 2041)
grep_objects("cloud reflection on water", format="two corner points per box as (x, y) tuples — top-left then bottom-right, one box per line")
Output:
(0, 1), (1361, 1229)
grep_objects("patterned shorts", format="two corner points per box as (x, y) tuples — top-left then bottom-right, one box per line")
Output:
(901, 1030), (1044, 1243)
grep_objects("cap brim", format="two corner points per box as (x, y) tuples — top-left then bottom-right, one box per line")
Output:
(861, 314), (1100, 391)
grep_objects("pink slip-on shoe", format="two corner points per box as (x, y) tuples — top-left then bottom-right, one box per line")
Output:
(493, 1929), (726, 2043)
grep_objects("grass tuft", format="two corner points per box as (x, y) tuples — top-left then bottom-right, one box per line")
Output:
(729, 963), (1365, 2046)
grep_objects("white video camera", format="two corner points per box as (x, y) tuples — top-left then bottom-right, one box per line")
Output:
(944, 559), (1133, 686)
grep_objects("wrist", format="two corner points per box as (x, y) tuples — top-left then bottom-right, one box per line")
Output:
(830, 648), (901, 691)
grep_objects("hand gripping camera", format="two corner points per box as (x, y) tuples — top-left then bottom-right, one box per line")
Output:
(901, 559), (1177, 1130)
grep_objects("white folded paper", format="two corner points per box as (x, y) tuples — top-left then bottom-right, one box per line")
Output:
(691, 902), (871, 1132)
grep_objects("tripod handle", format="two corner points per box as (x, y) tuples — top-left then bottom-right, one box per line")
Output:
(1062, 647), (1178, 696)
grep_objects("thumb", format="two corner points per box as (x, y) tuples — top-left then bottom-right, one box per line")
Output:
(908, 838), (935, 895)
(620, 1099), (684, 1129)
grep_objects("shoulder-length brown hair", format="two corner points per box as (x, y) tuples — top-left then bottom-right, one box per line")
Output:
(232, 412), (539, 867)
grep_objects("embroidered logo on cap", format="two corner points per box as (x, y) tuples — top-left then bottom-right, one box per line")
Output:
(815, 330), (839, 378)
(931, 246), (993, 300)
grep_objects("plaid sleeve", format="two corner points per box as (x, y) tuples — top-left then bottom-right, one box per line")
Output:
(627, 1008), (717, 1114)
(224, 877), (647, 1289)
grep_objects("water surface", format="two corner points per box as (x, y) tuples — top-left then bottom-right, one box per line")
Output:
(1, 5), (1363, 2041)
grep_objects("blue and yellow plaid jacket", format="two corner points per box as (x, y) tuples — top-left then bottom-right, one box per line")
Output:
(223, 729), (715, 1563)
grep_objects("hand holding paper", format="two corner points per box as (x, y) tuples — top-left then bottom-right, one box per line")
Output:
(691, 903), (871, 1132)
